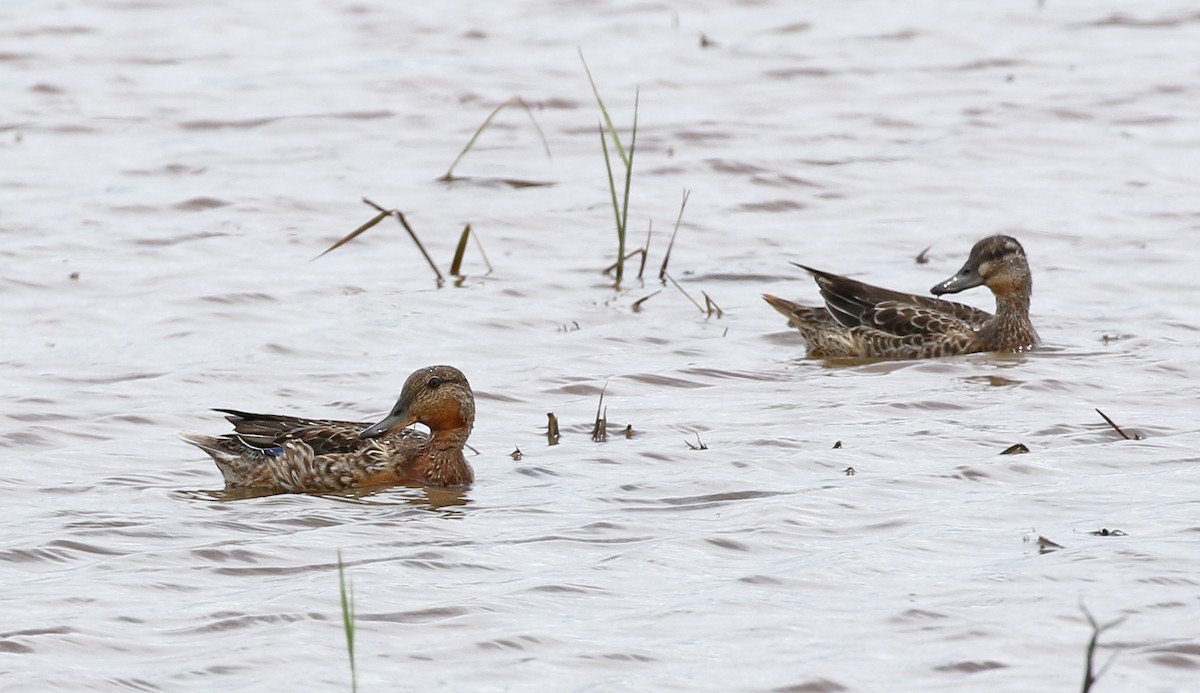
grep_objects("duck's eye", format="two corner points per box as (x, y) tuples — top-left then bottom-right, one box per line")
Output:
(426, 376), (442, 390)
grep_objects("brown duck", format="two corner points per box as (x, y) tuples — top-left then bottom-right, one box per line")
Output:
(763, 235), (1038, 359)
(183, 365), (475, 494)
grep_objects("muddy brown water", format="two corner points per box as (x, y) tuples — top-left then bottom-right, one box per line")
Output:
(3, 2), (1199, 691)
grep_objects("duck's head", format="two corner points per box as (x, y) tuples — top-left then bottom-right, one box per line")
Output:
(360, 365), (475, 439)
(931, 235), (1031, 298)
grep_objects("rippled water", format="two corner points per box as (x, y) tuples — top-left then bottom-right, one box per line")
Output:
(4, 1), (1200, 690)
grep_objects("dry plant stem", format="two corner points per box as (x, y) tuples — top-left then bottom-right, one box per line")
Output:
(663, 271), (705, 313)
(602, 248), (646, 275)
(1080, 605), (1125, 693)
(439, 96), (551, 181)
(450, 224), (471, 276)
(591, 383), (609, 442)
(638, 221), (653, 279)
(1095, 408), (1131, 440)
(632, 289), (662, 312)
(472, 227), (494, 273)
(659, 188), (691, 279)
(392, 210), (445, 284)
(313, 209), (390, 260)
(701, 290), (724, 318)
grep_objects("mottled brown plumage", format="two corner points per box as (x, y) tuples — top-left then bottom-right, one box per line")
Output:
(182, 365), (475, 494)
(764, 235), (1038, 359)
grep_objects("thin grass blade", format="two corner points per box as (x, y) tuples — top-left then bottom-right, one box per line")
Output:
(580, 50), (628, 167)
(659, 188), (691, 279)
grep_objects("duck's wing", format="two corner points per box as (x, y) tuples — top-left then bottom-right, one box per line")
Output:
(215, 409), (370, 456)
(797, 265), (993, 334)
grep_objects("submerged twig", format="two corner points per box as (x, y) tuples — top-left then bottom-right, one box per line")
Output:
(1080, 605), (1125, 693)
(658, 188), (691, 280)
(685, 433), (707, 450)
(915, 244), (932, 265)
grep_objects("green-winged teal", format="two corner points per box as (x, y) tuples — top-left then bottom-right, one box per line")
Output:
(763, 235), (1038, 359)
(183, 365), (475, 493)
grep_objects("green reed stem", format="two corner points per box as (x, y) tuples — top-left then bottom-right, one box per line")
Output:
(337, 550), (357, 693)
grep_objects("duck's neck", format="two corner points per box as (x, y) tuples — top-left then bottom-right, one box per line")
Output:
(985, 290), (1038, 350)
(415, 424), (474, 486)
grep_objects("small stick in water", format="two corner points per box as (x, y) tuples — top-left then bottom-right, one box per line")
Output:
(1095, 408), (1138, 440)
(546, 412), (561, 445)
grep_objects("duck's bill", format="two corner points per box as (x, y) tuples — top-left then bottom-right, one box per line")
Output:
(360, 408), (414, 439)
(931, 265), (984, 296)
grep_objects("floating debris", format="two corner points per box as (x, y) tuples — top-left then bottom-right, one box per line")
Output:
(546, 412), (560, 445)
(844, 466), (856, 476)
(832, 440), (842, 449)
(510, 447), (523, 461)
(69, 271), (79, 281)
(915, 244), (932, 264)
(1000, 443), (1029, 455)
(1036, 535), (1064, 553)
(685, 433), (707, 450)
(1089, 528), (1127, 537)
(623, 424), (634, 439)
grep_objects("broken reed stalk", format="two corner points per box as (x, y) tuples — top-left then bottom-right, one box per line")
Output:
(1080, 605), (1125, 693)
(546, 412), (561, 445)
(658, 188), (691, 279)
(439, 96), (552, 182)
(312, 209), (390, 261)
(602, 248), (646, 275)
(631, 289), (662, 313)
(316, 198), (445, 285)
(591, 383), (608, 442)
(701, 290), (724, 318)
(582, 50), (638, 288)
(337, 550), (358, 693)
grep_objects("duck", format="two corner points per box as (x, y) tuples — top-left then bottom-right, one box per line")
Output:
(763, 235), (1038, 359)
(182, 365), (475, 494)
